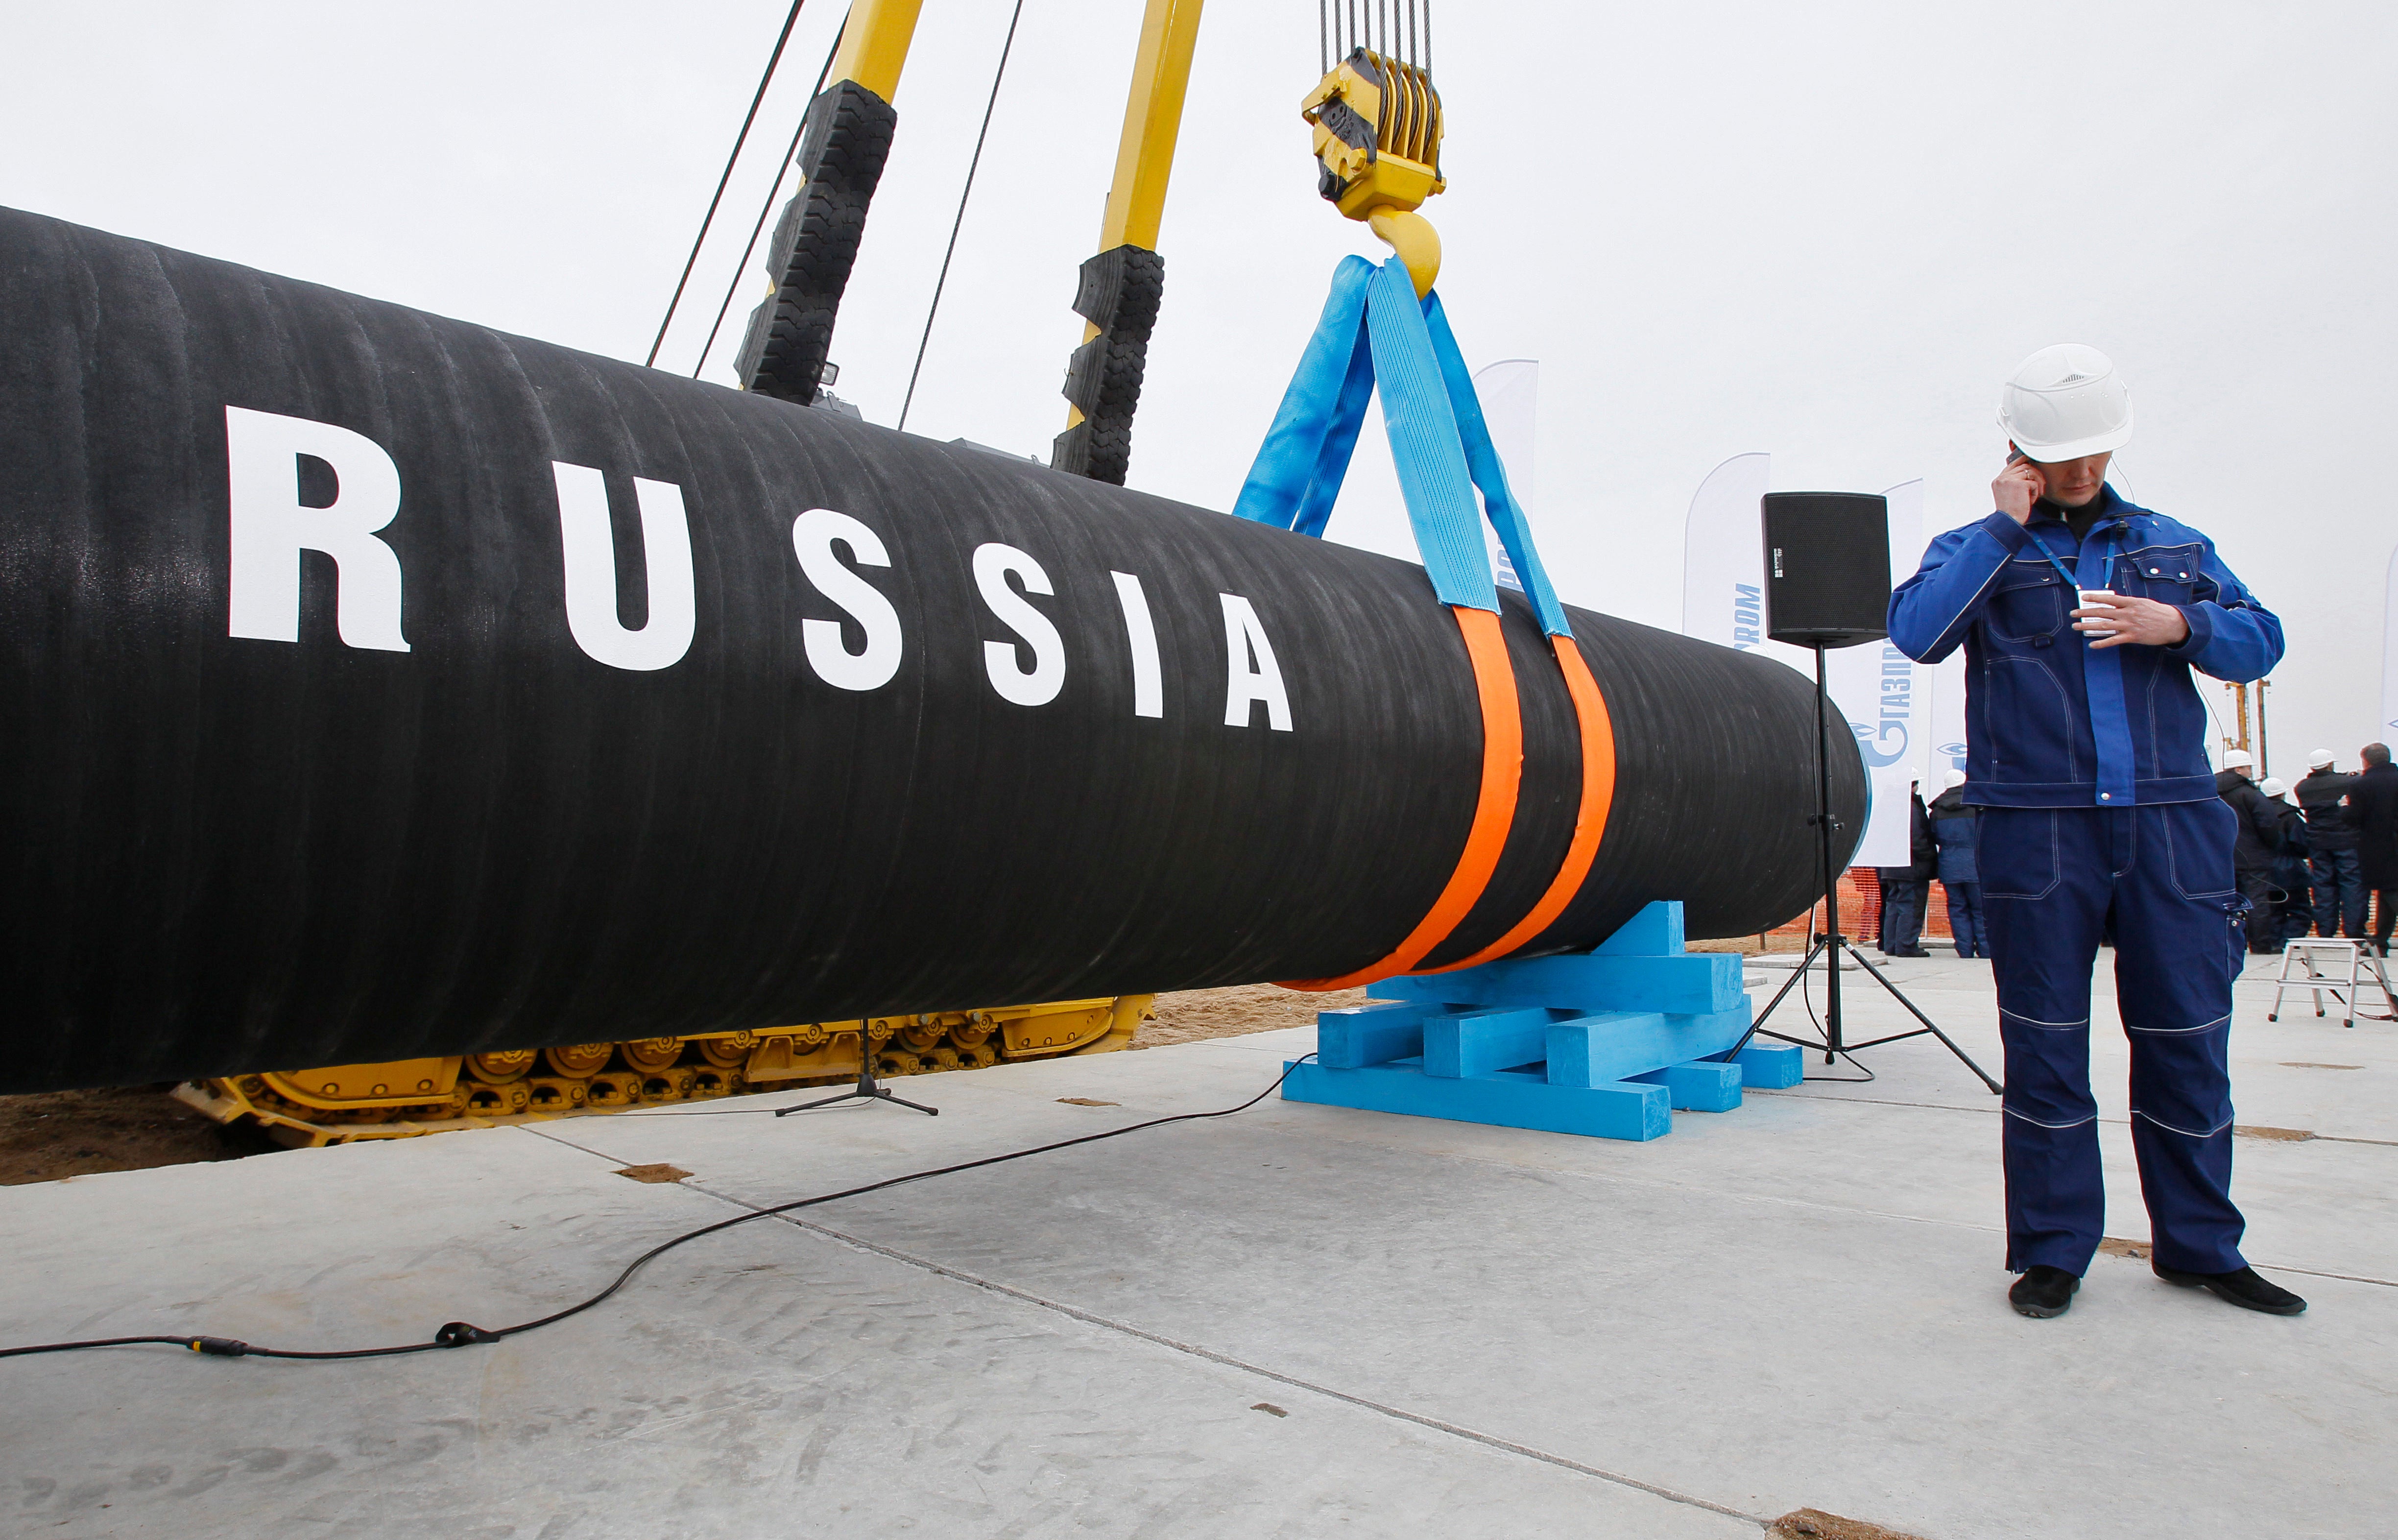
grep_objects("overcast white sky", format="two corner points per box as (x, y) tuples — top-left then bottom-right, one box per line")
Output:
(7, 0), (2392, 767)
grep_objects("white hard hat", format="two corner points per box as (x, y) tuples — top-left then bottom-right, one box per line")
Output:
(2260, 777), (2288, 797)
(1942, 769), (1967, 789)
(2309, 748), (2335, 769)
(2222, 748), (2254, 770)
(1998, 344), (2133, 464)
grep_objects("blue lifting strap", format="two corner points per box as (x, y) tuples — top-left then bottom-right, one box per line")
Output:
(1231, 255), (1573, 638)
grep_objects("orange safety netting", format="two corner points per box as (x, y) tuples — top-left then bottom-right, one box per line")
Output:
(1760, 868), (1954, 947)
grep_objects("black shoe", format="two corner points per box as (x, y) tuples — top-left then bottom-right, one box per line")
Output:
(2152, 1261), (2307, 1315)
(2009, 1265), (2079, 1318)
(1885, 946), (1931, 958)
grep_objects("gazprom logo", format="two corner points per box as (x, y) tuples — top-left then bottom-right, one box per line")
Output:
(1731, 582), (1762, 650)
(1848, 643), (1914, 768)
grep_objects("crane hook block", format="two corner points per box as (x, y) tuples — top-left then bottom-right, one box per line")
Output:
(1302, 48), (1445, 294)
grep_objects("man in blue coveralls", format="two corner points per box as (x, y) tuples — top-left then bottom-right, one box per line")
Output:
(1889, 344), (2305, 1319)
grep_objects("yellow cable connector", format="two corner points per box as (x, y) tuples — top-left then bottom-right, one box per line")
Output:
(1302, 48), (1445, 296)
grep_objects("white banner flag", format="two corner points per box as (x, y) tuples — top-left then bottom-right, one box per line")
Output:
(2383, 543), (2398, 742)
(1927, 653), (1969, 782)
(1472, 360), (1536, 593)
(1679, 453), (1810, 674)
(1822, 480), (1929, 867)
(1909, 505), (1972, 785)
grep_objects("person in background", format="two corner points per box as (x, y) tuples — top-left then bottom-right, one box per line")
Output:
(2256, 777), (2313, 945)
(2215, 750), (2283, 954)
(2296, 748), (2368, 938)
(1876, 779), (1936, 957)
(1928, 769), (1986, 958)
(2352, 743), (2398, 957)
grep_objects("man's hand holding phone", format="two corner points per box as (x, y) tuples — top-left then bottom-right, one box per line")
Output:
(2072, 589), (2191, 650)
(1993, 451), (2045, 523)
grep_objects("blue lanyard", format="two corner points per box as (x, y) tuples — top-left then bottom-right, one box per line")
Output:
(2025, 521), (2119, 642)
(2027, 533), (2082, 592)
(2026, 521), (2119, 594)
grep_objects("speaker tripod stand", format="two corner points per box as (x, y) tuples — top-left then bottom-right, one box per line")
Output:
(1726, 643), (2001, 1092)
(773, 1045), (939, 1118)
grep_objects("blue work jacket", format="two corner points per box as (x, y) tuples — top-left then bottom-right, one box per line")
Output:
(1929, 795), (1980, 885)
(1887, 488), (2282, 809)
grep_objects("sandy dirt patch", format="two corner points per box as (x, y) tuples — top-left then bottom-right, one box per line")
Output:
(0, 1084), (277, 1186)
(1131, 984), (1370, 1049)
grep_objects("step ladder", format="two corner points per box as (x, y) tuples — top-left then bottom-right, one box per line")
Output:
(2268, 939), (2396, 1028)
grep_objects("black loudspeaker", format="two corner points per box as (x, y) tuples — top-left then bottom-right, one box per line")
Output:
(1761, 492), (1892, 649)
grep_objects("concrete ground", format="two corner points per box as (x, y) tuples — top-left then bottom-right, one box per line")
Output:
(3, 952), (2394, 1539)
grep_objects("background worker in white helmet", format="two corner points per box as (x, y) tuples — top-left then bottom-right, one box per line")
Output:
(2216, 750), (2289, 954)
(2254, 776), (2315, 945)
(1889, 344), (2303, 1320)
(2294, 748), (2368, 938)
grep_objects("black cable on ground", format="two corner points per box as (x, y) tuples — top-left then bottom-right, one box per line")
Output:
(690, 27), (846, 381)
(895, 0), (1028, 433)
(646, 0), (814, 368)
(0, 1054), (1317, 1364)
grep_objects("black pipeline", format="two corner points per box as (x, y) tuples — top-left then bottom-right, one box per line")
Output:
(0, 207), (1864, 1095)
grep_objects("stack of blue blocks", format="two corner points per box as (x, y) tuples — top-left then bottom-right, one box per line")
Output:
(1279, 902), (1804, 1141)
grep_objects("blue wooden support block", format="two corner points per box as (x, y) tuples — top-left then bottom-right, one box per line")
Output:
(1722, 1042), (1804, 1089)
(1316, 1001), (1435, 1069)
(1377, 950), (1741, 1017)
(1423, 1007), (1552, 1078)
(1281, 1059), (1670, 1141)
(1285, 904), (1789, 1145)
(1632, 1059), (1744, 1113)
(1592, 902), (1685, 955)
(1543, 1006), (1748, 1088)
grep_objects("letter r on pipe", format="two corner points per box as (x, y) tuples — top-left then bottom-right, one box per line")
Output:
(224, 406), (410, 651)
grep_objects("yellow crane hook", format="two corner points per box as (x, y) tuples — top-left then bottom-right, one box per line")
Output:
(1302, 36), (1446, 297)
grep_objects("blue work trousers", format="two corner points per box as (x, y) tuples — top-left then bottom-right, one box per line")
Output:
(1943, 881), (1986, 957)
(1980, 802), (2249, 1277)
(2310, 847), (2367, 938)
(1879, 880), (1926, 953)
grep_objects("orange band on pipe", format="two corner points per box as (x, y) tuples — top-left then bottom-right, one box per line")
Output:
(1411, 634), (1616, 973)
(1278, 605), (1523, 991)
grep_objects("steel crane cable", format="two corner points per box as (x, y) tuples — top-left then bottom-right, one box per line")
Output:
(1321, 0), (1430, 71)
(689, 26), (846, 380)
(895, 0), (1029, 433)
(646, 0), (816, 368)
